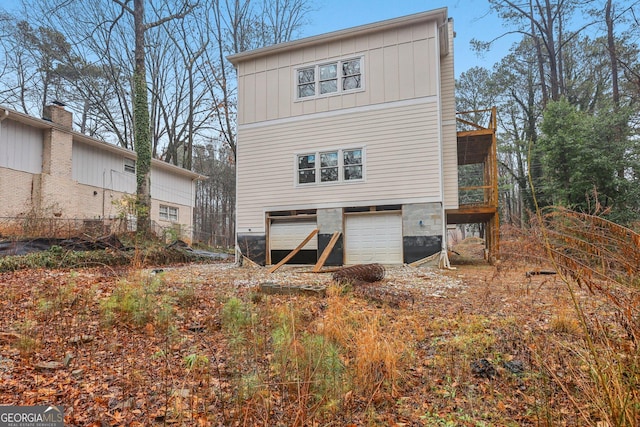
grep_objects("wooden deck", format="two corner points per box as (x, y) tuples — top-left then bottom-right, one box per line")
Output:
(447, 107), (499, 262)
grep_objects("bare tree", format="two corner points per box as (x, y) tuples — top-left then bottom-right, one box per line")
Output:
(107, 0), (196, 235)
(153, 3), (211, 169)
(483, 0), (591, 106)
(4, 0), (313, 241)
(201, 0), (311, 159)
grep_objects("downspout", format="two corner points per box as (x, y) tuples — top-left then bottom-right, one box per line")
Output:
(234, 141), (241, 265)
(435, 19), (453, 270)
(191, 176), (197, 242)
(102, 169), (106, 218)
(0, 110), (8, 166)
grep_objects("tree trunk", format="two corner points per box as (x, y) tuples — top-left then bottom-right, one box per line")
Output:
(606, 0), (620, 108)
(133, 0), (152, 236)
(541, 0), (560, 101)
(606, 0), (625, 181)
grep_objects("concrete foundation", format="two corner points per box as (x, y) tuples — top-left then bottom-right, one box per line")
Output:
(237, 234), (266, 265)
(317, 208), (344, 266)
(248, 202), (445, 266)
(402, 202), (443, 263)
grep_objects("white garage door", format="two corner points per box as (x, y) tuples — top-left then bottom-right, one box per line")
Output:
(269, 219), (317, 250)
(345, 213), (403, 264)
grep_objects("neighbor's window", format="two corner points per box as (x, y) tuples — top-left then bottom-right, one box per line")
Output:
(297, 148), (364, 185)
(124, 158), (136, 173)
(296, 57), (362, 99)
(159, 205), (178, 222)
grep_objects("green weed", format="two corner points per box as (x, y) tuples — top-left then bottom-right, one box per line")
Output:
(101, 275), (174, 329)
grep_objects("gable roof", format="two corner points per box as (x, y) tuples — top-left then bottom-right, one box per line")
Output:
(0, 105), (204, 180)
(227, 7), (448, 65)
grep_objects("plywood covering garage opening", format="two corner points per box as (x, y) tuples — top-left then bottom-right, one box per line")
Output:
(269, 217), (318, 264)
(344, 212), (403, 265)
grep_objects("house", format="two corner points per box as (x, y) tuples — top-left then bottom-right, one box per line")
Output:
(0, 104), (201, 240)
(229, 7), (498, 266)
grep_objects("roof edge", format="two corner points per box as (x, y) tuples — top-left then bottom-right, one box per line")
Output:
(227, 7), (448, 65)
(0, 105), (205, 180)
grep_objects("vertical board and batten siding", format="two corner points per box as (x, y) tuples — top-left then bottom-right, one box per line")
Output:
(72, 141), (194, 208)
(236, 20), (438, 125)
(151, 168), (194, 207)
(72, 142), (135, 193)
(0, 119), (43, 173)
(440, 20), (458, 209)
(237, 102), (441, 231)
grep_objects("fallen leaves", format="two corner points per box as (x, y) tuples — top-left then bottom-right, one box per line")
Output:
(0, 253), (634, 425)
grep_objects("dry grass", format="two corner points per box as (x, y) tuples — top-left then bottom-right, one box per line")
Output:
(0, 220), (638, 425)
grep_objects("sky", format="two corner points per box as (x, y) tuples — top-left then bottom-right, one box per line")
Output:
(300, 0), (518, 76)
(2, 0), (515, 77)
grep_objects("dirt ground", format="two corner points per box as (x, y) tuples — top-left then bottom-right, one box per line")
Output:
(0, 239), (632, 426)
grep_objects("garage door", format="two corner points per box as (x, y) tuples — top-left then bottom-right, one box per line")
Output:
(269, 219), (317, 250)
(345, 213), (403, 264)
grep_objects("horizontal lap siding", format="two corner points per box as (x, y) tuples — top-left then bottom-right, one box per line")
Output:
(237, 102), (441, 231)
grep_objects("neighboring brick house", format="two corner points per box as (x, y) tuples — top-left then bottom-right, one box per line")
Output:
(0, 104), (201, 240)
(228, 8), (471, 266)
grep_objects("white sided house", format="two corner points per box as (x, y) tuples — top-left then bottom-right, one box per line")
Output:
(0, 104), (201, 240)
(230, 8), (498, 266)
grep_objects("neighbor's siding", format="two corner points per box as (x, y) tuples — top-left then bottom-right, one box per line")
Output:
(73, 141), (193, 208)
(237, 101), (441, 231)
(150, 167), (194, 207)
(236, 20), (439, 125)
(72, 141), (136, 193)
(440, 19), (458, 210)
(0, 118), (43, 174)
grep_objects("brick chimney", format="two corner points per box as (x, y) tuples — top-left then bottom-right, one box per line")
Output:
(43, 102), (72, 129)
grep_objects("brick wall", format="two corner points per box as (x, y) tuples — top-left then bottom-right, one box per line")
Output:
(0, 168), (35, 217)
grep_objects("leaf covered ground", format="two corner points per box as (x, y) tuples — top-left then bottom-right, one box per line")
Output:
(0, 240), (637, 426)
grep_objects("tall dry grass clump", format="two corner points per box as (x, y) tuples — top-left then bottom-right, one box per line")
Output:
(522, 207), (640, 426)
(320, 285), (412, 401)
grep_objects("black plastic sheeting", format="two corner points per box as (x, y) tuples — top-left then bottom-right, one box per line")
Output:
(0, 237), (120, 256)
(0, 237), (232, 260)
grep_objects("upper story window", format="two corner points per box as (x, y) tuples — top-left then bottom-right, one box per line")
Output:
(296, 57), (363, 99)
(124, 158), (136, 174)
(297, 148), (363, 185)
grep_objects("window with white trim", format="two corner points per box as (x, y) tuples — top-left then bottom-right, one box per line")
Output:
(124, 158), (136, 173)
(159, 205), (178, 222)
(296, 57), (362, 99)
(297, 148), (363, 185)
